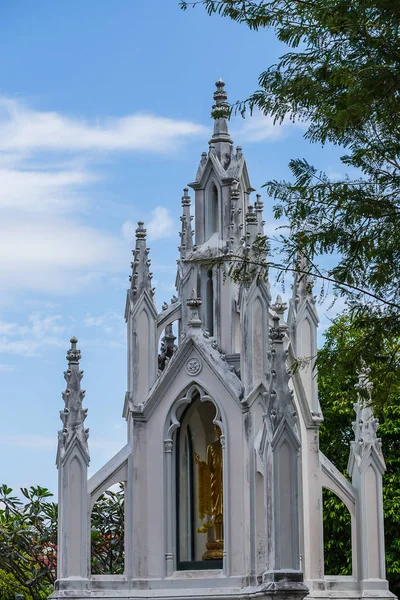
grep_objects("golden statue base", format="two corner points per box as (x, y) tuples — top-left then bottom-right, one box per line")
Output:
(202, 540), (224, 561)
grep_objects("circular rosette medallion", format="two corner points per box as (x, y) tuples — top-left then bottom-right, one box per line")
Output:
(186, 357), (202, 376)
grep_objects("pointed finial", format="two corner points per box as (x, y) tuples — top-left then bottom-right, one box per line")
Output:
(182, 188), (191, 206)
(66, 336), (81, 364)
(129, 220), (155, 299)
(270, 314), (285, 342)
(211, 78), (229, 120)
(136, 221), (146, 240)
(58, 335), (89, 465)
(272, 294), (288, 316)
(186, 290), (202, 328)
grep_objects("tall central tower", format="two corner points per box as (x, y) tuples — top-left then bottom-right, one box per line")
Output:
(178, 79), (259, 359)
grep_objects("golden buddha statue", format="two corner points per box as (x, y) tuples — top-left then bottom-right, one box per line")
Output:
(194, 424), (223, 560)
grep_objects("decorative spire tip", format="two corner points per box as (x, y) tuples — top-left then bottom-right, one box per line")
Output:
(136, 221), (146, 240)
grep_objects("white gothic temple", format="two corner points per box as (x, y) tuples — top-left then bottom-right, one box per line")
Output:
(52, 80), (395, 600)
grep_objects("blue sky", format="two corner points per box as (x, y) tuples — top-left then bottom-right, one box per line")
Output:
(0, 1), (350, 495)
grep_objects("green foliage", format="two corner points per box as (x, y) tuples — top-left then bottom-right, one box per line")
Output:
(322, 490), (352, 576)
(0, 484), (125, 599)
(0, 569), (29, 600)
(91, 485), (125, 575)
(0, 485), (57, 600)
(318, 316), (400, 594)
(181, 0), (400, 377)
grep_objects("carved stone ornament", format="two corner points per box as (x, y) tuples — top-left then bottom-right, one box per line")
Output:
(186, 357), (202, 376)
(164, 439), (173, 453)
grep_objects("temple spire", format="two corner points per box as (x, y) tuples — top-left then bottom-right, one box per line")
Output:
(129, 221), (155, 300)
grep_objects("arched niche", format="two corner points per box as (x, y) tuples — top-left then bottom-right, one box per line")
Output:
(206, 269), (214, 337)
(205, 181), (220, 240)
(164, 384), (226, 574)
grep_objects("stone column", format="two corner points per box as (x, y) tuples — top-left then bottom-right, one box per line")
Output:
(164, 438), (174, 576)
(347, 366), (392, 596)
(55, 337), (90, 592)
(262, 318), (308, 600)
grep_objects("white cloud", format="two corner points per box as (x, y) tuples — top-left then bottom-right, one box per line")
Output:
(121, 220), (137, 244)
(0, 217), (126, 294)
(0, 96), (204, 296)
(146, 206), (174, 241)
(0, 167), (94, 213)
(0, 97), (207, 154)
(233, 111), (306, 143)
(0, 363), (15, 373)
(0, 313), (66, 356)
(82, 312), (124, 335)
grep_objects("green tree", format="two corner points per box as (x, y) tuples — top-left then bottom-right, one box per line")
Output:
(181, 0), (400, 375)
(0, 485), (57, 600)
(0, 484), (125, 599)
(317, 316), (400, 594)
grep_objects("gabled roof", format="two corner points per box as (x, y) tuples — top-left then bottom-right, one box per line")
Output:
(130, 326), (245, 422)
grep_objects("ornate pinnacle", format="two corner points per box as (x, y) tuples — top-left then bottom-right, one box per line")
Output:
(181, 188), (191, 207)
(57, 337), (90, 465)
(272, 294), (288, 317)
(179, 188), (194, 259)
(293, 251), (315, 303)
(129, 220), (155, 299)
(187, 289), (202, 328)
(211, 78), (229, 120)
(255, 194), (265, 235)
(245, 204), (258, 248)
(348, 362), (384, 470)
(210, 78), (232, 145)
(266, 316), (297, 437)
(269, 314), (285, 343)
(66, 336), (81, 364)
(136, 221), (146, 239)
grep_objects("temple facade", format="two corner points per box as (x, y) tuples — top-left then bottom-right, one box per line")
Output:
(51, 81), (395, 600)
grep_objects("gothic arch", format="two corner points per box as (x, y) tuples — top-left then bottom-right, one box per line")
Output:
(164, 382), (225, 439)
(205, 179), (220, 240)
(163, 382), (228, 575)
